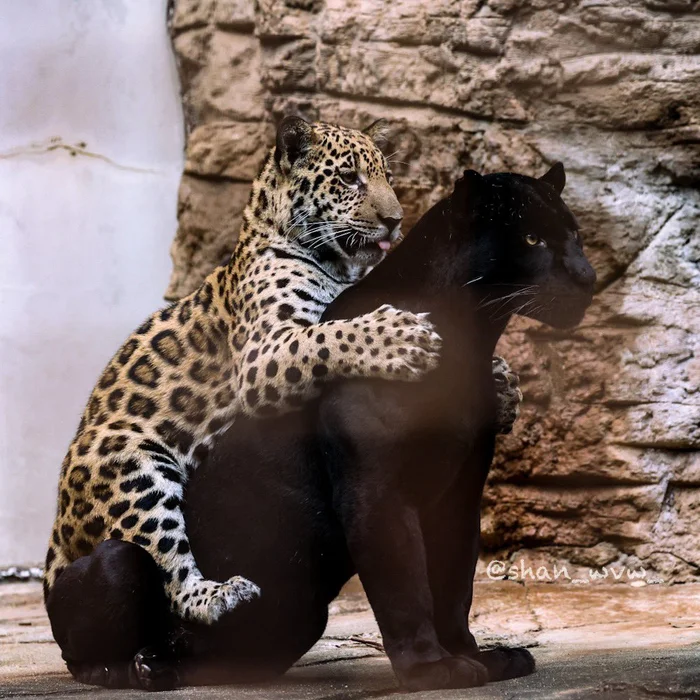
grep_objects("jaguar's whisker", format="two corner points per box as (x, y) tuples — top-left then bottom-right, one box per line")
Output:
(310, 232), (350, 250)
(284, 210), (309, 239)
(299, 223), (352, 245)
(308, 227), (355, 250)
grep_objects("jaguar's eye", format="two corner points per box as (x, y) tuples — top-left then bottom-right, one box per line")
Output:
(525, 233), (540, 246)
(339, 170), (360, 186)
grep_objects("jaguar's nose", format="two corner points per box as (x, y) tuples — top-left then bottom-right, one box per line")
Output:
(378, 215), (402, 234)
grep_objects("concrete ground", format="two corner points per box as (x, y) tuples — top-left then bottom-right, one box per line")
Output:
(3, 579), (700, 699)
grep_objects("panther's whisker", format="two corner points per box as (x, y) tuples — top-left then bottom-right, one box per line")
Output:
(493, 296), (536, 321)
(480, 283), (542, 288)
(495, 297), (538, 322)
(493, 290), (537, 314)
(477, 287), (538, 311)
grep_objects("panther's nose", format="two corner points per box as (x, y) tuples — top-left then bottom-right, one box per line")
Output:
(565, 255), (597, 290)
(378, 215), (402, 234)
(563, 238), (596, 291)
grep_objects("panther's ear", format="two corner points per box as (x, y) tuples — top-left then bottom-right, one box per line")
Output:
(454, 169), (483, 196)
(363, 119), (391, 152)
(451, 170), (483, 219)
(275, 116), (314, 175)
(540, 162), (565, 195)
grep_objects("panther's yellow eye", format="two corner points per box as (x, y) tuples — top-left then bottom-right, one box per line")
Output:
(525, 233), (540, 246)
(339, 170), (360, 186)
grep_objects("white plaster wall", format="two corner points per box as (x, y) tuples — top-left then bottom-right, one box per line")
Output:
(0, 0), (185, 564)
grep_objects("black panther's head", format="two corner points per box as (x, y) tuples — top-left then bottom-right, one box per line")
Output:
(451, 163), (596, 329)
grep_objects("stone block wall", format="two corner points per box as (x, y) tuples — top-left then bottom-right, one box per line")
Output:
(167, 0), (700, 581)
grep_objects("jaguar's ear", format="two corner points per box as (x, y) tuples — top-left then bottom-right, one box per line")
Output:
(275, 116), (314, 175)
(363, 119), (391, 152)
(540, 162), (566, 195)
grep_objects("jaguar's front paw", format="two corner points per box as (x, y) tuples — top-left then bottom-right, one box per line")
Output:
(372, 305), (442, 381)
(492, 355), (522, 434)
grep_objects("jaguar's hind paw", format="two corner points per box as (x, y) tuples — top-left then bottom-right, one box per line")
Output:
(185, 576), (261, 624)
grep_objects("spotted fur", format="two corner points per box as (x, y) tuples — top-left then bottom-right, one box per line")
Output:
(44, 118), (443, 625)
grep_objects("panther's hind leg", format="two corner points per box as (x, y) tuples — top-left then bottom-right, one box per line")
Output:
(45, 539), (179, 690)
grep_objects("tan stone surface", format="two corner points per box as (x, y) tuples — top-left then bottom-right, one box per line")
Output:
(6, 580), (700, 695)
(165, 0), (700, 580)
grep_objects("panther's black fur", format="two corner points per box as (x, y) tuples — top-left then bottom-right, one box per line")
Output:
(46, 164), (595, 692)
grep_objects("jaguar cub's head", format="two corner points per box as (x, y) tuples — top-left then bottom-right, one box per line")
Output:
(454, 163), (596, 329)
(273, 116), (403, 269)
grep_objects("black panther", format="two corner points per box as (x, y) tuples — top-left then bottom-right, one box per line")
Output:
(46, 163), (595, 692)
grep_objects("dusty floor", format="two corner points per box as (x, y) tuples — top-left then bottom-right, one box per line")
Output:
(2, 579), (700, 699)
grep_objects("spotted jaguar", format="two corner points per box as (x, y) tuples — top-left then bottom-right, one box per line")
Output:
(44, 117), (445, 625)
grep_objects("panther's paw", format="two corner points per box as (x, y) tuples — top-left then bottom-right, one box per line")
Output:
(399, 656), (489, 691)
(133, 648), (179, 692)
(472, 646), (536, 682)
(66, 659), (132, 689)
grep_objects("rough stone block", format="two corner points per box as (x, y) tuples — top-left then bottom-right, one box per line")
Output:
(167, 0), (700, 580)
(165, 176), (251, 300)
(185, 121), (275, 179)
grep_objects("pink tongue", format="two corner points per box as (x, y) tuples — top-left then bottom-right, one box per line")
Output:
(378, 240), (392, 251)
